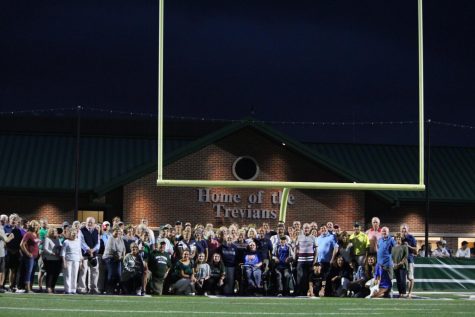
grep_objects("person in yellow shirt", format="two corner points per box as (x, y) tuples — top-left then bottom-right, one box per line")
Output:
(349, 222), (369, 266)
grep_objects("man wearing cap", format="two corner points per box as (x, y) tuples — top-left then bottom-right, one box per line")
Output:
(432, 240), (450, 258)
(156, 226), (174, 255)
(270, 223), (291, 251)
(148, 241), (171, 295)
(349, 222), (369, 267)
(400, 224), (417, 298)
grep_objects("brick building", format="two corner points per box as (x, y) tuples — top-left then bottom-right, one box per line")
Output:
(0, 116), (474, 252)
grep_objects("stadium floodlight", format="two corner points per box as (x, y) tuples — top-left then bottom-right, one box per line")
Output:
(156, 0), (426, 222)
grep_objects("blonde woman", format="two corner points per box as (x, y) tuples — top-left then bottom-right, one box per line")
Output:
(19, 220), (40, 293)
(61, 229), (82, 294)
(42, 228), (62, 293)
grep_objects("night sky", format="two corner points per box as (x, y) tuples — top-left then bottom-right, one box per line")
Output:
(1, 0), (474, 145)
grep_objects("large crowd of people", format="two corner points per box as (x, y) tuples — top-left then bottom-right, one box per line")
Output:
(0, 213), (471, 297)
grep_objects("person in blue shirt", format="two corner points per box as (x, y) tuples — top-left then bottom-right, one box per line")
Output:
(375, 226), (396, 297)
(272, 236), (295, 296)
(243, 242), (262, 293)
(316, 224), (339, 296)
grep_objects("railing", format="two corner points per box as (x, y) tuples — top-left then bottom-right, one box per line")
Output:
(414, 257), (475, 291)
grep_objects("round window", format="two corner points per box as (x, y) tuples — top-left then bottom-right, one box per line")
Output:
(232, 156), (259, 181)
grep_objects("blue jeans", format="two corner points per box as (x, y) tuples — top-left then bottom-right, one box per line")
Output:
(245, 266), (262, 290)
(22, 256), (35, 284)
(104, 258), (122, 292)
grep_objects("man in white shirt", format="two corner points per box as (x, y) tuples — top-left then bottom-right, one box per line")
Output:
(432, 240), (450, 258)
(455, 241), (471, 258)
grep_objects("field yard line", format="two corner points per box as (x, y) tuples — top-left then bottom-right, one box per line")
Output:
(4, 296), (471, 307)
(339, 308), (440, 311)
(0, 307), (383, 315)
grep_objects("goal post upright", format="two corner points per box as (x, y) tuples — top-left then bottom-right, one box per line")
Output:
(156, 0), (426, 223)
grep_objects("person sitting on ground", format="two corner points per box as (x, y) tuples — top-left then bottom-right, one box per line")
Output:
(328, 255), (351, 297)
(207, 253), (226, 295)
(369, 260), (392, 298)
(194, 252), (210, 295)
(347, 259), (367, 298)
(307, 263), (324, 297)
(360, 255), (377, 298)
(171, 250), (196, 295)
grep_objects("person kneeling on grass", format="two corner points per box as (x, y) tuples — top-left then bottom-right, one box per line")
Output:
(148, 241), (171, 295)
(368, 263), (391, 298)
(328, 255), (351, 297)
(207, 253), (226, 295)
(121, 242), (144, 295)
(171, 250), (196, 295)
(307, 262), (323, 297)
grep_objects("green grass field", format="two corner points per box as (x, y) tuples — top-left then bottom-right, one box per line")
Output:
(1, 293), (474, 317)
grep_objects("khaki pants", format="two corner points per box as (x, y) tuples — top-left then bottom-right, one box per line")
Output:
(78, 258), (99, 293)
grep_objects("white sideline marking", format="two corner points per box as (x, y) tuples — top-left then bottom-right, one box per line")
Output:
(0, 307), (383, 315)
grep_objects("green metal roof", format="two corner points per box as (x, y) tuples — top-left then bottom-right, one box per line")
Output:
(307, 143), (475, 202)
(0, 134), (187, 193)
(1, 121), (474, 203)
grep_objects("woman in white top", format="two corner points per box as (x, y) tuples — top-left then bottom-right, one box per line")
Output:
(61, 228), (82, 294)
(42, 228), (62, 293)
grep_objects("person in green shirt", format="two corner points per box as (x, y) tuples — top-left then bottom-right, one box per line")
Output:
(349, 222), (369, 267)
(148, 241), (171, 295)
(37, 218), (49, 292)
(392, 233), (408, 297)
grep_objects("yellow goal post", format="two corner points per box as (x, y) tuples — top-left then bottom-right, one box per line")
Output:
(156, 0), (426, 223)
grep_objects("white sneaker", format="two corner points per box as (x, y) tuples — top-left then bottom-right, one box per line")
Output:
(16, 289), (26, 293)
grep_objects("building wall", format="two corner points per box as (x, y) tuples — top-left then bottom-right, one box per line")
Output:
(124, 128), (366, 229)
(0, 192), (79, 224)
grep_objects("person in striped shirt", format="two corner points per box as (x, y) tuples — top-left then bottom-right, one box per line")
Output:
(295, 223), (316, 296)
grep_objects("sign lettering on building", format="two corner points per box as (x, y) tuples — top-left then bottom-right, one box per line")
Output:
(197, 188), (295, 220)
